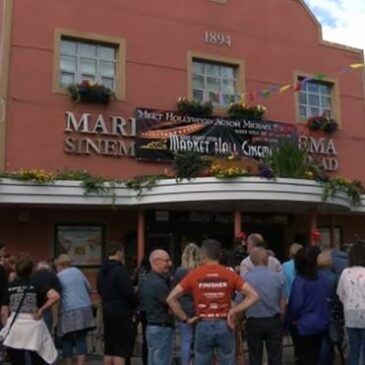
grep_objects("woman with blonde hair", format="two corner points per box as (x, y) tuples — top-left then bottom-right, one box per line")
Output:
(55, 254), (94, 365)
(172, 243), (201, 365)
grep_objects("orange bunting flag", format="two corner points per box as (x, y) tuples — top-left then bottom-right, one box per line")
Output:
(279, 84), (292, 93)
(349, 63), (364, 69)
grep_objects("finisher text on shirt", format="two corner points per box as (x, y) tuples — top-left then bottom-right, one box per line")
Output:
(179, 264), (244, 318)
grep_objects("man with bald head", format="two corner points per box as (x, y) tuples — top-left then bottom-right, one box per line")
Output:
(240, 233), (282, 275)
(244, 247), (286, 365)
(141, 249), (173, 365)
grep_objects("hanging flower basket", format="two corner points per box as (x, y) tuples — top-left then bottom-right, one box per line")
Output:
(177, 97), (213, 117)
(306, 116), (338, 133)
(67, 80), (115, 105)
(227, 103), (267, 120)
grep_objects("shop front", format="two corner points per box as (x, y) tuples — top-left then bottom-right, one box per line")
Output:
(0, 174), (362, 276)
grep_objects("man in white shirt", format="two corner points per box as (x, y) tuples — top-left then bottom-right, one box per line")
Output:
(240, 233), (282, 276)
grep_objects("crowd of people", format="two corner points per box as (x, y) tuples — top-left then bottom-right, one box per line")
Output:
(0, 234), (365, 365)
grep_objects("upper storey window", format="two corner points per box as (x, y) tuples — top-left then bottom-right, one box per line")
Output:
(298, 79), (333, 119)
(59, 38), (117, 90)
(192, 60), (237, 106)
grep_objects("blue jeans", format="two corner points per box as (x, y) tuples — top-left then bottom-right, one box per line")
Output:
(319, 332), (335, 365)
(146, 325), (173, 365)
(61, 330), (88, 359)
(194, 320), (235, 365)
(43, 309), (53, 333)
(178, 321), (193, 365)
(347, 327), (365, 365)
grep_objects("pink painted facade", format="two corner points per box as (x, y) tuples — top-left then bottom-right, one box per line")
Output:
(0, 0), (365, 272)
(2, 0), (364, 179)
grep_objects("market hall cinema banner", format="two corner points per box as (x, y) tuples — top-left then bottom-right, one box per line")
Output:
(135, 108), (298, 161)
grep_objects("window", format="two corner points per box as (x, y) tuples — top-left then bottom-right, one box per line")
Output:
(59, 38), (117, 90)
(298, 79), (333, 119)
(53, 29), (125, 100)
(192, 60), (238, 105)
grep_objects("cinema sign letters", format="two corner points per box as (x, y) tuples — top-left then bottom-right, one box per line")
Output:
(64, 111), (136, 157)
(299, 135), (338, 172)
(63, 109), (338, 171)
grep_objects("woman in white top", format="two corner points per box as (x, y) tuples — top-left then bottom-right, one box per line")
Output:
(337, 242), (365, 365)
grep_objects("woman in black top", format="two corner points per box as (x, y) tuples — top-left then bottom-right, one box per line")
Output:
(0, 253), (60, 365)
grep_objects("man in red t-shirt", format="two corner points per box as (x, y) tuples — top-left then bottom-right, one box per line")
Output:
(167, 239), (259, 365)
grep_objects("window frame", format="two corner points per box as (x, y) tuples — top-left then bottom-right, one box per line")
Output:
(53, 29), (126, 100)
(192, 60), (237, 105)
(294, 71), (341, 126)
(59, 39), (117, 90)
(187, 51), (245, 113)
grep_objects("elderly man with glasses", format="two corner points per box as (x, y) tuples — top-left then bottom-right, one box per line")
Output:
(141, 249), (173, 365)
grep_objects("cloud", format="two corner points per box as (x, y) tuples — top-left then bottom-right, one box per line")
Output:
(305, 0), (365, 56)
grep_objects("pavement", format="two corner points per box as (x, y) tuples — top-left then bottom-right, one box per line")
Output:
(67, 343), (343, 365)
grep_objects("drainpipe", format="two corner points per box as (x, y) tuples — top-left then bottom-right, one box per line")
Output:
(137, 210), (145, 265)
(234, 210), (242, 237)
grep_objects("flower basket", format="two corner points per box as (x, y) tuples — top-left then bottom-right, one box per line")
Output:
(306, 116), (338, 133)
(177, 97), (213, 117)
(322, 119), (338, 133)
(209, 158), (259, 178)
(67, 80), (114, 105)
(227, 103), (267, 120)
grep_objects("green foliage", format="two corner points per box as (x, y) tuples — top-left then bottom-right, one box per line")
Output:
(322, 177), (364, 204)
(177, 97), (213, 117)
(67, 80), (114, 104)
(264, 139), (319, 179)
(54, 169), (92, 181)
(124, 175), (163, 197)
(81, 176), (108, 194)
(306, 116), (338, 133)
(227, 103), (267, 119)
(173, 152), (209, 181)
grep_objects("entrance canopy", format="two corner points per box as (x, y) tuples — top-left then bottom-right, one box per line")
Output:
(0, 177), (362, 214)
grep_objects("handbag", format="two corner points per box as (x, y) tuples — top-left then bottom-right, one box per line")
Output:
(0, 283), (30, 363)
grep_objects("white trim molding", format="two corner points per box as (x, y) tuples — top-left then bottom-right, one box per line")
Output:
(0, 177), (357, 213)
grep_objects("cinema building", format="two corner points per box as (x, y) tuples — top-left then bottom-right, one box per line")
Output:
(0, 0), (365, 276)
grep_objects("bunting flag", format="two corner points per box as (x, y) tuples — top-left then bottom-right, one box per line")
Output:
(293, 83), (302, 92)
(269, 85), (280, 93)
(208, 62), (364, 103)
(314, 72), (328, 80)
(279, 84), (292, 93)
(349, 63), (364, 69)
(259, 89), (271, 98)
(239, 93), (246, 104)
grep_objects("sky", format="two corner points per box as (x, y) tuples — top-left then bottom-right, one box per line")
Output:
(305, 0), (365, 58)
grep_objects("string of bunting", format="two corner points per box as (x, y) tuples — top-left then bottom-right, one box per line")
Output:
(208, 63), (364, 105)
